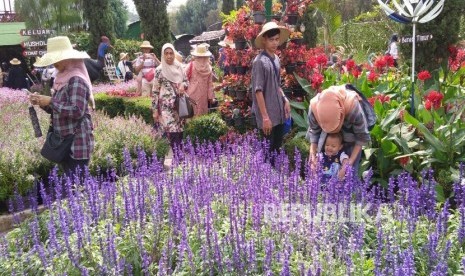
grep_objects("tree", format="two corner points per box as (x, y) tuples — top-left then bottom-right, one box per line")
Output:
(311, 0), (342, 54)
(15, 0), (83, 32)
(133, 0), (171, 55)
(175, 0), (218, 35)
(222, 0), (234, 14)
(83, 0), (115, 58)
(301, 6), (318, 48)
(399, 0), (464, 71)
(110, 0), (129, 38)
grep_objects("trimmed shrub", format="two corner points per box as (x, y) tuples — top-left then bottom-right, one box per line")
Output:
(284, 136), (310, 173)
(94, 94), (153, 125)
(184, 113), (229, 143)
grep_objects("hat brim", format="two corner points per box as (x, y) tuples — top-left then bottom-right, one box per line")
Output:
(218, 41), (235, 49)
(255, 26), (290, 49)
(34, 50), (90, 67)
(191, 51), (212, 57)
(140, 46), (154, 49)
(10, 60), (21, 65)
(120, 53), (128, 60)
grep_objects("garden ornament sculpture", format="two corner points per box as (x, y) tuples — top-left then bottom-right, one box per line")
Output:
(377, 0), (445, 116)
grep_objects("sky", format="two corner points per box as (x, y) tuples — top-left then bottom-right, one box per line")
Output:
(123, 0), (187, 13)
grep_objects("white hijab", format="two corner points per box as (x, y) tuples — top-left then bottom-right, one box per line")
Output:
(159, 43), (183, 83)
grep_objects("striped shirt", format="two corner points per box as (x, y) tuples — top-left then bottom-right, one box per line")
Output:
(306, 97), (371, 147)
(44, 76), (94, 160)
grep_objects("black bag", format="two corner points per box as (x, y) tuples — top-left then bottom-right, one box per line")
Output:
(40, 131), (74, 163)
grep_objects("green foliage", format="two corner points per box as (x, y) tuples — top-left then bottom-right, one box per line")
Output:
(399, 0), (464, 71)
(15, 0), (84, 32)
(134, 0), (171, 55)
(222, 0), (235, 15)
(94, 93), (154, 125)
(110, 0), (129, 38)
(301, 6), (318, 48)
(83, 0), (116, 58)
(184, 113), (229, 143)
(69, 33), (141, 60)
(283, 135), (310, 173)
(175, 0), (218, 35)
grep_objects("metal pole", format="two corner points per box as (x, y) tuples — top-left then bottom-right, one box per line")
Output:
(410, 22), (416, 116)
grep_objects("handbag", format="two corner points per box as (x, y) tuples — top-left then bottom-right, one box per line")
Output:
(144, 68), (155, 82)
(40, 115), (85, 163)
(176, 95), (196, 119)
(40, 131), (75, 163)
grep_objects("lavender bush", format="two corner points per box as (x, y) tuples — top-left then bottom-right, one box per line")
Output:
(0, 88), (168, 201)
(1, 136), (465, 275)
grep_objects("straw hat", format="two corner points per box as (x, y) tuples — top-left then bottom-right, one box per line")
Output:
(218, 38), (235, 48)
(140, 40), (154, 49)
(10, 58), (21, 65)
(119, 52), (129, 60)
(254, 22), (290, 49)
(34, 36), (90, 67)
(191, 44), (212, 57)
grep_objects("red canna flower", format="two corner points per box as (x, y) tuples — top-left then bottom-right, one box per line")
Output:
(351, 68), (361, 78)
(398, 156), (410, 167)
(383, 55), (395, 67)
(311, 72), (324, 89)
(346, 59), (356, 71)
(316, 54), (328, 66)
(424, 90), (444, 110)
(368, 71), (379, 82)
(417, 70), (432, 81)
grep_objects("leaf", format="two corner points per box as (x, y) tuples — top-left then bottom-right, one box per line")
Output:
(435, 184), (446, 203)
(403, 112), (446, 153)
(291, 109), (308, 129)
(289, 101), (307, 110)
(380, 139), (398, 156)
(380, 106), (401, 131)
(294, 74), (312, 95)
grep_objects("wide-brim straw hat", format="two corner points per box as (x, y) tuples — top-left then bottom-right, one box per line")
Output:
(119, 52), (129, 60)
(140, 40), (154, 49)
(255, 22), (290, 49)
(218, 38), (235, 48)
(34, 36), (90, 67)
(191, 44), (212, 57)
(10, 58), (21, 65)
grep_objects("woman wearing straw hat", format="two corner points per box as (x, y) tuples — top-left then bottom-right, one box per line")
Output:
(152, 43), (188, 150)
(29, 36), (94, 175)
(186, 44), (215, 116)
(117, 52), (134, 82)
(134, 40), (161, 96)
(251, 22), (291, 161)
(4, 58), (29, 90)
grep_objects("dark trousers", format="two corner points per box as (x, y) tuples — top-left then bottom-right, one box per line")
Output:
(60, 155), (89, 177)
(261, 124), (285, 165)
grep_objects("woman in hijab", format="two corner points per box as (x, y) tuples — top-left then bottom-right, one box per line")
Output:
(29, 36), (94, 175)
(186, 44), (215, 116)
(152, 43), (188, 149)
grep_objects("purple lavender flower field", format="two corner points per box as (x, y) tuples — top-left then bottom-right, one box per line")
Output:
(1, 136), (465, 275)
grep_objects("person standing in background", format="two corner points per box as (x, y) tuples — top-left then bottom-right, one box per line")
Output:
(186, 44), (215, 116)
(134, 41), (161, 97)
(386, 33), (399, 67)
(117, 53), (134, 82)
(5, 58), (29, 90)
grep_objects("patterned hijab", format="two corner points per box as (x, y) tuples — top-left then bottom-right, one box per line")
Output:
(159, 43), (183, 83)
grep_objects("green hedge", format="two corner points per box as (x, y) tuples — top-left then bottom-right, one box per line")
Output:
(94, 94), (153, 125)
(184, 113), (229, 143)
